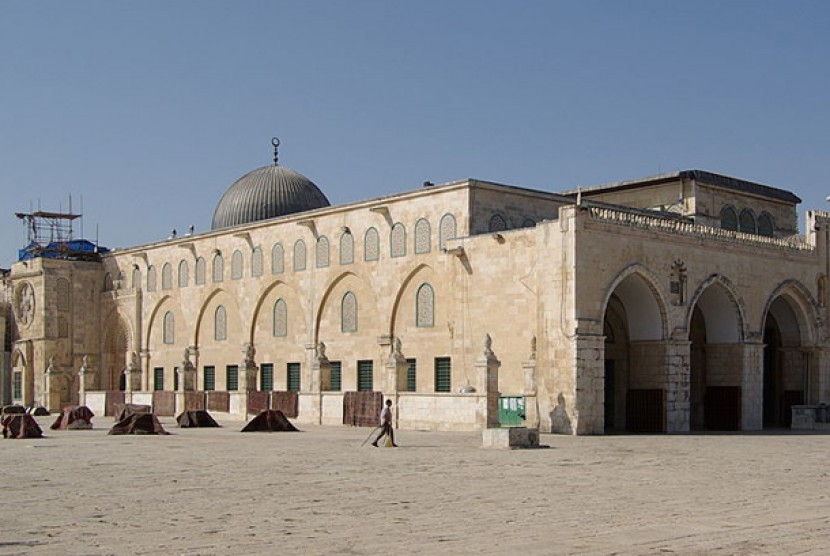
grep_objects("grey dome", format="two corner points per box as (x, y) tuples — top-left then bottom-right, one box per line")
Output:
(211, 165), (330, 230)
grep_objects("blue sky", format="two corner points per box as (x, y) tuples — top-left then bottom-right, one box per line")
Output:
(1, 1), (828, 263)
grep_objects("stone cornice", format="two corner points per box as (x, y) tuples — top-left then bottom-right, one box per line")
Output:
(584, 206), (814, 253)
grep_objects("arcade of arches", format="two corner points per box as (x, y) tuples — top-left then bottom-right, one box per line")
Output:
(602, 272), (819, 433)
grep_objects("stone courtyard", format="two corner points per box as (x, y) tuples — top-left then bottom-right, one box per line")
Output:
(2, 417), (829, 555)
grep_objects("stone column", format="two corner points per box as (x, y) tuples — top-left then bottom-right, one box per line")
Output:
(741, 341), (765, 431)
(78, 355), (97, 401)
(238, 343), (258, 391)
(815, 346), (830, 402)
(177, 348), (196, 392)
(522, 336), (540, 428)
(313, 342), (331, 392)
(474, 334), (501, 428)
(309, 342), (329, 425)
(125, 351), (142, 393)
(138, 350), (150, 392)
(43, 357), (61, 411)
(665, 340), (691, 433)
(572, 333), (605, 435)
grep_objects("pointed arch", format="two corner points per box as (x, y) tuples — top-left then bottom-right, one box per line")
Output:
(739, 208), (757, 234)
(685, 274), (747, 343)
(600, 264), (669, 342)
(248, 279), (306, 345)
(719, 205), (738, 231)
(388, 263), (433, 339)
(315, 271), (358, 341)
(760, 280), (820, 346)
(193, 288), (225, 347)
(102, 307), (134, 391)
(144, 294), (173, 351)
(313, 271), (380, 344)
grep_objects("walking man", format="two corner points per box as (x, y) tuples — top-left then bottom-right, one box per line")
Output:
(371, 399), (397, 447)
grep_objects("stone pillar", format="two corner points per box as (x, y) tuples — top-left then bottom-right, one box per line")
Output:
(665, 340), (691, 433)
(238, 343), (258, 391)
(125, 351), (142, 393)
(44, 357), (62, 411)
(177, 348), (196, 392)
(522, 336), (539, 428)
(138, 350), (150, 392)
(572, 333), (605, 435)
(741, 341), (765, 431)
(385, 337), (408, 394)
(313, 342), (331, 392)
(78, 355), (96, 399)
(307, 342), (330, 425)
(815, 346), (830, 402)
(474, 334), (501, 428)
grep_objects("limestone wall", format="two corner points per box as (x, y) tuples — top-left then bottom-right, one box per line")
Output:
(468, 181), (566, 235)
(8, 257), (104, 409)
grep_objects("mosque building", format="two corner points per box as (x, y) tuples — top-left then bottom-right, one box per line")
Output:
(2, 140), (829, 434)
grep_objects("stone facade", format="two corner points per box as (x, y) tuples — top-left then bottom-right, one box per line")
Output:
(4, 165), (829, 435)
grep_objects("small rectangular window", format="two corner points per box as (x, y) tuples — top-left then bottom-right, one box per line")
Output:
(226, 365), (239, 391)
(330, 361), (342, 392)
(153, 367), (164, 391)
(173, 366), (179, 391)
(203, 366), (216, 391)
(357, 360), (373, 391)
(287, 362), (301, 392)
(435, 357), (451, 393)
(406, 358), (417, 392)
(260, 363), (274, 391)
(13, 371), (22, 399)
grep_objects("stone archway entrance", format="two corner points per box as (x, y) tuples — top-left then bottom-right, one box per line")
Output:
(602, 272), (667, 433)
(688, 281), (743, 431)
(103, 323), (129, 391)
(762, 296), (807, 429)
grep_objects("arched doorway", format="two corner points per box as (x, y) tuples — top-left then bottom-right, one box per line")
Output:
(687, 281), (743, 431)
(103, 321), (129, 391)
(762, 295), (808, 428)
(602, 271), (667, 433)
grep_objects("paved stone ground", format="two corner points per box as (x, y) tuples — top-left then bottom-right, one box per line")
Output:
(2, 416), (829, 555)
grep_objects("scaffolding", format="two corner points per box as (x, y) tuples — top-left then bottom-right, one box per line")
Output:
(15, 202), (107, 262)
(15, 209), (81, 246)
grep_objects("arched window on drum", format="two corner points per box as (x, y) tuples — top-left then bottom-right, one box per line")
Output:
(739, 208), (756, 234)
(719, 205), (738, 231)
(757, 212), (774, 237)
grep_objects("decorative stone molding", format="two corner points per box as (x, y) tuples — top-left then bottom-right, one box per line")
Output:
(475, 333), (501, 428)
(239, 343), (258, 391)
(385, 337), (408, 392)
(312, 341), (331, 392)
(177, 347), (196, 392)
(586, 205), (813, 252)
(79, 354), (97, 393)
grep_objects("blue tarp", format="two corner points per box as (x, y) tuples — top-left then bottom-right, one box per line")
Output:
(18, 239), (109, 261)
